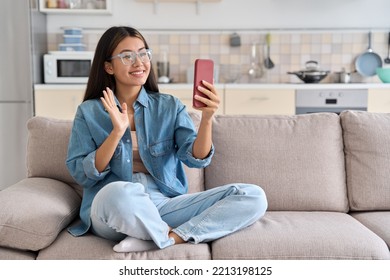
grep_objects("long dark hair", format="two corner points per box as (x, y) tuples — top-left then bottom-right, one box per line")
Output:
(83, 26), (159, 101)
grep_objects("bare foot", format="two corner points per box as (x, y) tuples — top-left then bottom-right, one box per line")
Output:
(169, 229), (185, 245)
(113, 236), (158, 252)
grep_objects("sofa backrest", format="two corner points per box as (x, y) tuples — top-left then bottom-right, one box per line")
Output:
(340, 110), (390, 211)
(27, 117), (78, 189)
(205, 113), (349, 212)
(26, 114), (204, 195)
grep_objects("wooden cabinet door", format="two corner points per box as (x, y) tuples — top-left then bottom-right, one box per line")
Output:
(225, 88), (295, 115)
(368, 88), (390, 113)
(35, 89), (84, 120)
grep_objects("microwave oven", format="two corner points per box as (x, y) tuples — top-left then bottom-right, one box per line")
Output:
(44, 51), (94, 84)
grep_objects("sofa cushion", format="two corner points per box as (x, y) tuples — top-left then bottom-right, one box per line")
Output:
(0, 247), (37, 260)
(206, 113), (348, 211)
(0, 178), (81, 251)
(37, 223), (211, 260)
(211, 211), (390, 260)
(340, 111), (390, 211)
(351, 212), (390, 247)
(26, 114), (204, 195)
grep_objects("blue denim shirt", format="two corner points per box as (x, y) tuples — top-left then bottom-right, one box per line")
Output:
(66, 87), (214, 236)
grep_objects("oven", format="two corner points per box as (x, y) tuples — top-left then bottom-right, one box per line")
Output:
(295, 89), (368, 114)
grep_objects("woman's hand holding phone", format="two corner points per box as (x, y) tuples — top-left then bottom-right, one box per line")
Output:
(192, 59), (220, 119)
(193, 80), (220, 118)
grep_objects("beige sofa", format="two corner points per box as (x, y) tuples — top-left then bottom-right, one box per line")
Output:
(0, 111), (389, 260)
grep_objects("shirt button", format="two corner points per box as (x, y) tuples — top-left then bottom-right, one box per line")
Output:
(127, 159), (130, 163)
(126, 139), (130, 143)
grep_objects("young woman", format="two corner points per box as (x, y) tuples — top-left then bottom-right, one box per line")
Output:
(66, 26), (267, 252)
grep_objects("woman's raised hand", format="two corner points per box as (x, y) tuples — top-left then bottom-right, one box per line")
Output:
(100, 87), (129, 135)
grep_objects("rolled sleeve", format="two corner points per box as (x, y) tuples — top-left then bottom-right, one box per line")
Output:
(184, 142), (214, 168)
(82, 150), (110, 180)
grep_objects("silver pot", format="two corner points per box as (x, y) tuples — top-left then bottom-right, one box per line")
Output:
(333, 68), (351, 83)
(288, 61), (330, 83)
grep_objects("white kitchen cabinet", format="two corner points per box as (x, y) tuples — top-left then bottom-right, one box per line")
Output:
(368, 88), (390, 113)
(159, 84), (225, 114)
(39, 0), (112, 14)
(34, 86), (85, 120)
(224, 88), (295, 115)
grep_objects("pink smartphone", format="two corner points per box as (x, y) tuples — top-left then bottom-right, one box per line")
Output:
(193, 59), (214, 108)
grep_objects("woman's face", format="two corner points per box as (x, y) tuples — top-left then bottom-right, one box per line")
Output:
(105, 36), (151, 88)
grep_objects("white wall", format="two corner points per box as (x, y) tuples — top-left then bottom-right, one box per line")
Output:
(46, 0), (390, 33)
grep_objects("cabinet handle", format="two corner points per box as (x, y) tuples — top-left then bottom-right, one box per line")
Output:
(249, 97), (269, 102)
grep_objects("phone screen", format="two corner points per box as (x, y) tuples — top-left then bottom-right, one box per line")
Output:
(193, 59), (214, 108)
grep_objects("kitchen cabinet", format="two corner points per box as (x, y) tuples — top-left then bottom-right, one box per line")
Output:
(34, 84), (390, 119)
(34, 85), (85, 120)
(224, 87), (295, 115)
(159, 84), (225, 114)
(368, 88), (390, 113)
(39, 0), (112, 14)
(34, 84), (224, 120)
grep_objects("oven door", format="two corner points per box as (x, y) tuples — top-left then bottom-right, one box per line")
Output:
(295, 89), (368, 115)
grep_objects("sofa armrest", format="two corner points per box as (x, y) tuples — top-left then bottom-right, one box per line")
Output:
(0, 177), (81, 251)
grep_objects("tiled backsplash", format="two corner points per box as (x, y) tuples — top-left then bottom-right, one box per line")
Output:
(48, 30), (389, 83)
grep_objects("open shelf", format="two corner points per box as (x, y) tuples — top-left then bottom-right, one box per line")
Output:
(39, 0), (112, 15)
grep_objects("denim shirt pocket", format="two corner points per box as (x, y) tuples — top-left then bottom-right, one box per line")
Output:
(149, 139), (177, 181)
(149, 139), (175, 157)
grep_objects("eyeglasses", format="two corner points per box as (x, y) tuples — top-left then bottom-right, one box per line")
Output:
(109, 49), (152, 65)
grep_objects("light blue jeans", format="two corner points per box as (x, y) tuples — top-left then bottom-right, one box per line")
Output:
(90, 173), (267, 249)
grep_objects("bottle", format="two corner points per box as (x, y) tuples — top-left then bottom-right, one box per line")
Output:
(57, 0), (67, 8)
(47, 0), (58, 8)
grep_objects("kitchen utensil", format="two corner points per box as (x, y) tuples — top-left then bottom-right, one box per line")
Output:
(264, 33), (274, 69)
(220, 64), (241, 83)
(248, 43), (263, 79)
(355, 32), (383, 77)
(334, 68), (351, 83)
(157, 45), (170, 83)
(229, 32), (241, 47)
(287, 60), (330, 83)
(157, 61), (170, 83)
(376, 67), (390, 83)
(339, 71), (351, 83)
(384, 32), (390, 64)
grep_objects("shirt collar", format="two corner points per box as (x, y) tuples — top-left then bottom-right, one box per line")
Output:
(135, 86), (149, 108)
(112, 86), (149, 110)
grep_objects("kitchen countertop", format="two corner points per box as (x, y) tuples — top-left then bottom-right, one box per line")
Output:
(34, 83), (390, 90)
(223, 83), (390, 90)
